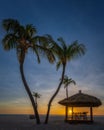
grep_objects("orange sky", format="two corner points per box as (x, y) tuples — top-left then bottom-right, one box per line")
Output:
(0, 104), (104, 116)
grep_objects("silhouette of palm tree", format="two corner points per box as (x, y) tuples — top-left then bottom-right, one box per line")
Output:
(45, 37), (86, 124)
(63, 75), (76, 99)
(2, 19), (55, 124)
(33, 92), (41, 108)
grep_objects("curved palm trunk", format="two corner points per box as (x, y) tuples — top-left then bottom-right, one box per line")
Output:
(66, 87), (68, 99)
(35, 97), (38, 109)
(44, 64), (66, 124)
(20, 63), (40, 124)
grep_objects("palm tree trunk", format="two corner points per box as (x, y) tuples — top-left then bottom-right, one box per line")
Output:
(44, 64), (66, 124)
(20, 63), (41, 124)
(66, 87), (68, 99)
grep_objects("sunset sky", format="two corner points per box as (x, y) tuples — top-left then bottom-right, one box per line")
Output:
(0, 0), (104, 115)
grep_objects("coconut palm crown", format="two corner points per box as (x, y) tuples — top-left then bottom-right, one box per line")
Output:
(54, 37), (86, 70)
(2, 19), (55, 64)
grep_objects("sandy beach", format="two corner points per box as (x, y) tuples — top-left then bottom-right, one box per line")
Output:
(0, 115), (104, 130)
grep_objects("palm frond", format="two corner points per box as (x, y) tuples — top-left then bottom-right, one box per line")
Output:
(62, 75), (76, 88)
(32, 45), (41, 63)
(47, 51), (55, 63)
(57, 37), (67, 50)
(67, 40), (86, 60)
(25, 24), (37, 37)
(32, 35), (56, 64)
(56, 61), (62, 70)
(33, 92), (41, 98)
(2, 34), (17, 50)
(67, 79), (76, 85)
(2, 19), (20, 33)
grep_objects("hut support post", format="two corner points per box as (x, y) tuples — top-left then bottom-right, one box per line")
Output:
(90, 107), (93, 122)
(65, 106), (68, 121)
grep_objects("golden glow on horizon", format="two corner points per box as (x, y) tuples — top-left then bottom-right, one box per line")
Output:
(0, 104), (104, 115)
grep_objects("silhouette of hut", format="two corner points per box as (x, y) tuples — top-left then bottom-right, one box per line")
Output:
(59, 90), (102, 123)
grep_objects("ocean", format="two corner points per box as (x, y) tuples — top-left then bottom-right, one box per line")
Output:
(0, 114), (104, 123)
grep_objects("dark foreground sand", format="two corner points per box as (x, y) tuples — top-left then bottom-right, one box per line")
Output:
(0, 115), (104, 130)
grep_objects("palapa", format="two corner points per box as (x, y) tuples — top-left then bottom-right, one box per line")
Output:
(59, 90), (102, 107)
(58, 90), (102, 123)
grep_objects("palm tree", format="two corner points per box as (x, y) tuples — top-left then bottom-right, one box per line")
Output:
(63, 75), (76, 120)
(33, 92), (41, 108)
(63, 75), (76, 99)
(2, 19), (55, 124)
(44, 37), (86, 124)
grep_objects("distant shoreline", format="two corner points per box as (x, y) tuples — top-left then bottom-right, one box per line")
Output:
(0, 114), (104, 117)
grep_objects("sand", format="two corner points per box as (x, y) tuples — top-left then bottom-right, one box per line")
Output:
(0, 115), (104, 130)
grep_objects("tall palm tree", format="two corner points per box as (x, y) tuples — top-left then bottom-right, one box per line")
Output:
(33, 92), (41, 108)
(44, 37), (86, 124)
(63, 75), (76, 99)
(2, 19), (55, 124)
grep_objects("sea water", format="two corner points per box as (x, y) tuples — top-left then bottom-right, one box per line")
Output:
(0, 114), (104, 123)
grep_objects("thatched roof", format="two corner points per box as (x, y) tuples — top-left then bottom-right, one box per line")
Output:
(59, 90), (102, 107)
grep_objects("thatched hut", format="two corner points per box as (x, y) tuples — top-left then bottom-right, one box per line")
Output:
(59, 90), (102, 123)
